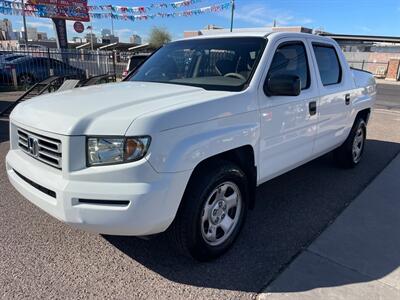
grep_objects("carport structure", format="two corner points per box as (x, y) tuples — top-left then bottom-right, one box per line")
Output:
(74, 42), (138, 52)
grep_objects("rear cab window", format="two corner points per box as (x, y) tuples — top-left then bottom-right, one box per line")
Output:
(312, 43), (342, 86)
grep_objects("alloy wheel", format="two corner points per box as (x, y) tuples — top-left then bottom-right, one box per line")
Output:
(200, 181), (242, 246)
(352, 125), (364, 163)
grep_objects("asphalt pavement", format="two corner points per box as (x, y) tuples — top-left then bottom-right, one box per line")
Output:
(0, 84), (399, 299)
(375, 81), (400, 110)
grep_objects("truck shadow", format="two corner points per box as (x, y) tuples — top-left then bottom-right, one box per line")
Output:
(105, 139), (400, 293)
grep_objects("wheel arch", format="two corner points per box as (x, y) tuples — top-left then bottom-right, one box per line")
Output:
(356, 108), (371, 124)
(185, 145), (257, 209)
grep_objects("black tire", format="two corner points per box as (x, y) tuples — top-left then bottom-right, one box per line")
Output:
(334, 117), (367, 168)
(168, 160), (248, 261)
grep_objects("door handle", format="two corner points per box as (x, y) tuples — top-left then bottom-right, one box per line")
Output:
(309, 101), (317, 116)
(345, 93), (351, 105)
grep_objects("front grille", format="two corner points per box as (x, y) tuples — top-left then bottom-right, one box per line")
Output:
(17, 128), (62, 169)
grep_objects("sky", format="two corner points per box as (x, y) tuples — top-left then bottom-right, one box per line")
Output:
(1, 0), (400, 43)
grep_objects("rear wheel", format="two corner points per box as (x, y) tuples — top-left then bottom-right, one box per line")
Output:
(169, 161), (248, 261)
(334, 118), (366, 168)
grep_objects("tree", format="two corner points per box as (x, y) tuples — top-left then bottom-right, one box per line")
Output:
(148, 27), (172, 48)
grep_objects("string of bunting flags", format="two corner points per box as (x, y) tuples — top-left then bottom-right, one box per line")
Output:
(0, 0), (206, 14)
(91, 3), (231, 21)
(0, 0), (231, 21)
(90, 0), (204, 12)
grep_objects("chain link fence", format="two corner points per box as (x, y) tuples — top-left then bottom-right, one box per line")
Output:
(0, 48), (131, 91)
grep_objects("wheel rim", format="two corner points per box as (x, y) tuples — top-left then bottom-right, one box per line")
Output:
(352, 125), (364, 163)
(20, 75), (32, 86)
(200, 181), (242, 246)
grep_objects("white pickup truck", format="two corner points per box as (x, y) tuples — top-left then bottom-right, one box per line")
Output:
(6, 32), (376, 261)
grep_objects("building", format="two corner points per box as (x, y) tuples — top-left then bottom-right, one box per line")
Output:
(102, 35), (119, 44)
(18, 27), (43, 41)
(0, 40), (19, 50)
(100, 28), (119, 44)
(101, 29), (112, 37)
(0, 19), (13, 33)
(0, 18), (16, 40)
(37, 32), (48, 41)
(27, 27), (38, 41)
(84, 32), (98, 43)
(71, 36), (84, 43)
(130, 34), (142, 45)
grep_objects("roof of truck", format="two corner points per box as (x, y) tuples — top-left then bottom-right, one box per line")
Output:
(178, 31), (335, 43)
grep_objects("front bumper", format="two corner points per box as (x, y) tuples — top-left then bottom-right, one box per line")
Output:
(6, 148), (191, 236)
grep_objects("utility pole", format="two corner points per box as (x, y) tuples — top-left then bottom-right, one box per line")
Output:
(230, 0), (235, 32)
(21, 0), (28, 49)
(90, 21), (94, 51)
(111, 16), (115, 36)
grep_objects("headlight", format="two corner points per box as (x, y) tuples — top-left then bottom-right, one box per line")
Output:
(87, 136), (151, 166)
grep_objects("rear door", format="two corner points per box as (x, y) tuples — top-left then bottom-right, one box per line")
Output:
(308, 40), (353, 155)
(258, 38), (319, 182)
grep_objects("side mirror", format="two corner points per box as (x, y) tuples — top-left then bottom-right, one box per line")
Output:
(265, 74), (301, 96)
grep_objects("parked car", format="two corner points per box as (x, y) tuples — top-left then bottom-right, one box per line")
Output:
(0, 56), (86, 86)
(122, 53), (151, 78)
(6, 32), (376, 261)
(0, 51), (12, 56)
(0, 53), (26, 63)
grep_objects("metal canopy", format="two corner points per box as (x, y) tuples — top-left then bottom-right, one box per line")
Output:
(321, 33), (400, 44)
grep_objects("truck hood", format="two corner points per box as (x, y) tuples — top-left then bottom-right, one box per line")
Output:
(11, 81), (223, 135)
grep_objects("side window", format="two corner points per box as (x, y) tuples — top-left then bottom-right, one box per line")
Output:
(312, 44), (342, 86)
(267, 42), (310, 90)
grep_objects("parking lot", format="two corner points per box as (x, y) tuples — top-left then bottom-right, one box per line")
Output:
(0, 83), (399, 299)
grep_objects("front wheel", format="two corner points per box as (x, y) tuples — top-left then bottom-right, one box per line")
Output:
(168, 161), (248, 261)
(334, 118), (367, 168)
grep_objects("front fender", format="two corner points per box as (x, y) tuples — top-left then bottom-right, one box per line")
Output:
(146, 112), (260, 173)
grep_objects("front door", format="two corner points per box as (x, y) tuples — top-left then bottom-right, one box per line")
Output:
(258, 38), (319, 183)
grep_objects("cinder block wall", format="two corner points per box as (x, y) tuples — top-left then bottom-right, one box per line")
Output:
(344, 52), (400, 79)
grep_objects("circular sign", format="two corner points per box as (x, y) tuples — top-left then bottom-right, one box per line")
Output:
(73, 22), (85, 33)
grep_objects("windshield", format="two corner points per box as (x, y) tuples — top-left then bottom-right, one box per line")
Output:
(128, 37), (266, 91)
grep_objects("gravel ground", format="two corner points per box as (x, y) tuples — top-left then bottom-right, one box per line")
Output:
(0, 85), (399, 299)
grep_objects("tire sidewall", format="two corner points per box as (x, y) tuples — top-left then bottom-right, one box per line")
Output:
(186, 164), (248, 260)
(351, 119), (366, 165)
